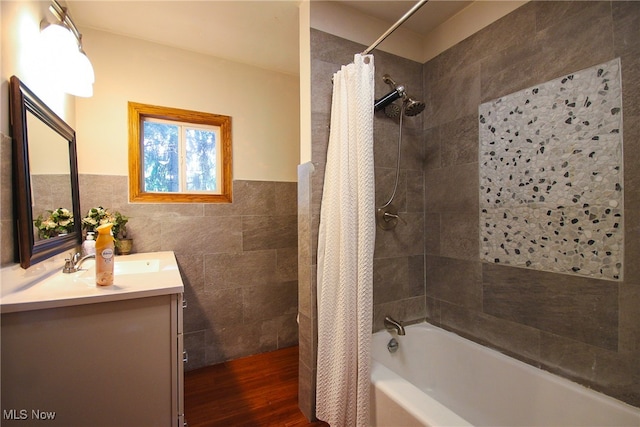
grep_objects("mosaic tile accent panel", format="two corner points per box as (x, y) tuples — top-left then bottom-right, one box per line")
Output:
(479, 59), (623, 280)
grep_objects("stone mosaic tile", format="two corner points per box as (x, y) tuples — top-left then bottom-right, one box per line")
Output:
(479, 59), (623, 280)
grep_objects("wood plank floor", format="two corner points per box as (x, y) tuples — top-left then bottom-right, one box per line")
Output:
(184, 346), (328, 427)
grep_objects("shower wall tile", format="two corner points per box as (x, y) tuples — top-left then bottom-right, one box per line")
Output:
(483, 263), (618, 350)
(423, 0), (639, 407)
(623, 117), (640, 210)
(374, 212), (424, 258)
(439, 211), (478, 261)
(297, 162), (318, 421)
(311, 113), (330, 164)
(534, 1), (614, 83)
(400, 127), (426, 171)
(423, 126), (441, 170)
(310, 59), (339, 115)
(619, 283), (640, 353)
(372, 49), (423, 105)
(425, 62), (482, 129)
(625, 208), (640, 284)
(424, 3), (535, 84)
(277, 313), (299, 348)
(424, 213), (441, 255)
(438, 302), (542, 363)
(424, 163), (479, 214)
(373, 255), (424, 305)
(439, 114), (478, 167)
(479, 38), (543, 104)
(406, 170), (424, 213)
(310, 28), (363, 67)
(374, 119), (398, 169)
(613, 1), (640, 57)
(276, 246), (298, 282)
(374, 167), (407, 211)
(373, 296), (425, 331)
(426, 256), (482, 310)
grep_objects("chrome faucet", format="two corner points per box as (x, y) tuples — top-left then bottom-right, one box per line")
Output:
(63, 253), (95, 273)
(384, 316), (406, 336)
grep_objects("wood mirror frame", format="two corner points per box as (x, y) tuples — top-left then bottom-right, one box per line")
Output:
(9, 76), (82, 269)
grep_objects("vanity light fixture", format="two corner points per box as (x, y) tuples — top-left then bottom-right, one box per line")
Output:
(40, 0), (94, 97)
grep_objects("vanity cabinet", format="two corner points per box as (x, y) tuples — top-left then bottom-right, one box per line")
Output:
(1, 293), (185, 426)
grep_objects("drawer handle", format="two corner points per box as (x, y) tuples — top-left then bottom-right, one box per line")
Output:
(182, 298), (187, 309)
(183, 350), (188, 363)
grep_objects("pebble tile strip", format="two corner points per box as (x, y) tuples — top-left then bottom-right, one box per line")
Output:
(479, 58), (623, 280)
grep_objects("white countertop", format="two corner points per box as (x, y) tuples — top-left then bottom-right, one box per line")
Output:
(1, 251), (184, 314)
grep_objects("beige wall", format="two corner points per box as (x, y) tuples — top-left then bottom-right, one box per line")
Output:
(76, 28), (299, 182)
(1, 0), (75, 133)
(1, 1), (299, 182)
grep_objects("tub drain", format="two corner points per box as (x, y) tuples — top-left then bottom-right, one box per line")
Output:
(387, 338), (399, 353)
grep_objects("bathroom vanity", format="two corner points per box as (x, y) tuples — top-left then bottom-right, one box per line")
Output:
(1, 251), (185, 427)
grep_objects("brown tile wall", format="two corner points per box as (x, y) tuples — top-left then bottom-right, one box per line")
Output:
(0, 144), (298, 368)
(77, 175), (298, 370)
(424, 1), (639, 407)
(0, 133), (14, 265)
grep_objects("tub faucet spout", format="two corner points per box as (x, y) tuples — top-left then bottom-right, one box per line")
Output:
(384, 316), (405, 336)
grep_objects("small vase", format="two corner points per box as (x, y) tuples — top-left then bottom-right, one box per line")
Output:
(117, 238), (134, 255)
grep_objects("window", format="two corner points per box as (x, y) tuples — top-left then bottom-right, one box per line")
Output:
(128, 102), (232, 203)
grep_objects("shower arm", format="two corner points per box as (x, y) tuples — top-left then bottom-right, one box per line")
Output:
(374, 85), (405, 111)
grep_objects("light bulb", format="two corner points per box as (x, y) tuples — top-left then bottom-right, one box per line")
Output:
(65, 51), (94, 97)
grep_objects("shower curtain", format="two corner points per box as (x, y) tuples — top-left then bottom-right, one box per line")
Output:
(316, 54), (375, 427)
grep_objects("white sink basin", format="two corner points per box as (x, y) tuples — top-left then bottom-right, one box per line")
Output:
(78, 258), (161, 277)
(115, 259), (161, 275)
(1, 251), (183, 313)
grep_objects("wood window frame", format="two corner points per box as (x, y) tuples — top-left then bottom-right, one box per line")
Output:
(128, 102), (232, 203)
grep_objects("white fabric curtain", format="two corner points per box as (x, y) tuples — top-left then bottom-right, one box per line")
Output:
(316, 54), (376, 427)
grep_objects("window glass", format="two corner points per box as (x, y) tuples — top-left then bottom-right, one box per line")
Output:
(128, 102), (232, 203)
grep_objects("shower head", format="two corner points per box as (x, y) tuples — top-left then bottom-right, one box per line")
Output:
(384, 103), (401, 119)
(375, 73), (425, 117)
(404, 96), (425, 116)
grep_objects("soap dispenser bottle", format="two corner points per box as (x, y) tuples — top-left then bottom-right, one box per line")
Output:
(82, 232), (96, 257)
(95, 223), (115, 286)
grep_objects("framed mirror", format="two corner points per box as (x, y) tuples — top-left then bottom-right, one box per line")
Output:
(10, 75), (82, 269)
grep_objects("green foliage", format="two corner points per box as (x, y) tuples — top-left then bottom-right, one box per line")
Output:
(34, 208), (74, 239)
(82, 206), (129, 238)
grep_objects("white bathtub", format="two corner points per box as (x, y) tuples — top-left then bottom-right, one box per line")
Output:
(370, 322), (640, 427)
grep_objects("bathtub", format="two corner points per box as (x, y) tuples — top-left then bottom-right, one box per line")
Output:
(370, 322), (640, 426)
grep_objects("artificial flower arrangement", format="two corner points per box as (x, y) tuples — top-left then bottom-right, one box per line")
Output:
(34, 207), (74, 239)
(82, 206), (129, 240)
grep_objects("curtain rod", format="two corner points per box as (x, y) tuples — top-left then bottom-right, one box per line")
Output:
(362, 0), (429, 55)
